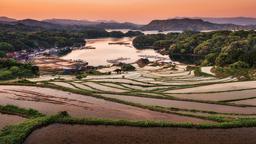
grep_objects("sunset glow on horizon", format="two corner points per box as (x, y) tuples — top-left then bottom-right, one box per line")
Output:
(1, 0), (256, 24)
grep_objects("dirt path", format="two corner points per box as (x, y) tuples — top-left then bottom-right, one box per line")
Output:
(24, 124), (256, 144)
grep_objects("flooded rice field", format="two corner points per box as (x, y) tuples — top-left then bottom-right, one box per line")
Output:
(100, 83), (128, 90)
(165, 81), (256, 93)
(0, 86), (210, 123)
(83, 82), (127, 92)
(0, 113), (27, 129)
(24, 124), (256, 144)
(88, 78), (152, 86)
(170, 89), (256, 101)
(101, 94), (256, 114)
(231, 98), (256, 106)
(50, 82), (78, 90)
(70, 82), (96, 91)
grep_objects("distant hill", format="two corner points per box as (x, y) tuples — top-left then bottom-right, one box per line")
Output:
(141, 18), (252, 31)
(43, 19), (141, 29)
(0, 16), (17, 23)
(95, 20), (118, 23)
(0, 16), (141, 30)
(201, 17), (256, 26)
(95, 22), (141, 29)
(43, 19), (99, 26)
(16, 19), (61, 29)
(0, 18), (102, 32)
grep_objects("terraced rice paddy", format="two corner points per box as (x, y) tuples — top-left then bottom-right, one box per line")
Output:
(231, 98), (256, 106)
(0, 86), (210, 123)
(89, 78), (152, 86)
(70, 82), (96, 91)
(165, 81), (256, 93)
(83, 82), (127, 93)
(170, 89), (256, 102)
(16, 64), (256, 119)
(0, 113), (26, 129)
(50, 82), (78, 90)
(24, 124), (256, 144)
(100, 94), (256, 114)
(121, 84), (168, 91)
(2, 63), (256, 143)
(100, 83), (128, 90)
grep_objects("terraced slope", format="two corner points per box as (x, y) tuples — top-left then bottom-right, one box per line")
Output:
(1, 64), (256, 144)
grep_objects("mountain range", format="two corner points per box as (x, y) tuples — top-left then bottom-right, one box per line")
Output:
(0, 17), (141, 30)
(0, 16), (255, 31)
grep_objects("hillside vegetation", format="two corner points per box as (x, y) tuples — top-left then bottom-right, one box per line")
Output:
(0, 22), (143, 54)
(0, 59), (39, 80)
(133, 30), (256, 79)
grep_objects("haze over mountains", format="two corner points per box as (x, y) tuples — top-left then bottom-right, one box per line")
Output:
(0, 16), (256, 31)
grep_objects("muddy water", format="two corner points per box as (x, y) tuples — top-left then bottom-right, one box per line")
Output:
(0, 113), (27, 129)
(61, 37), (169, 66)
(0, 86), (210, 123)
(24, 124), (256, 144)
(170, 89), (256, 101)
(101, 94), (256, 114)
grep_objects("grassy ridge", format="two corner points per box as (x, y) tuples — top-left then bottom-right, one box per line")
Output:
(0, 105), (44, 118)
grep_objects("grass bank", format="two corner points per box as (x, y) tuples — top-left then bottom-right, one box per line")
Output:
(0, 105), (44, 118)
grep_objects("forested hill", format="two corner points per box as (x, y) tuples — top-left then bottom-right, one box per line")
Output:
(141, 18), (255, 31)
(0, 22), (143, 55)
(133, 30), (256, 68)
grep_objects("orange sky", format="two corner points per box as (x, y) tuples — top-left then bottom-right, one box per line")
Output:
(0, 0), (255, 24)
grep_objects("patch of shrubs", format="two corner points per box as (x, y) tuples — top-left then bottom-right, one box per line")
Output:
(0, 59), (39, 80)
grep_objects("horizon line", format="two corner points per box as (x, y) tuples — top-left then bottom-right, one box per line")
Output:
(1, 15), (256, 25)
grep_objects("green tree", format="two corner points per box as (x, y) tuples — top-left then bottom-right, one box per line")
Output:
(0, 51), (6, 58)
(0, 42), (14, 52)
